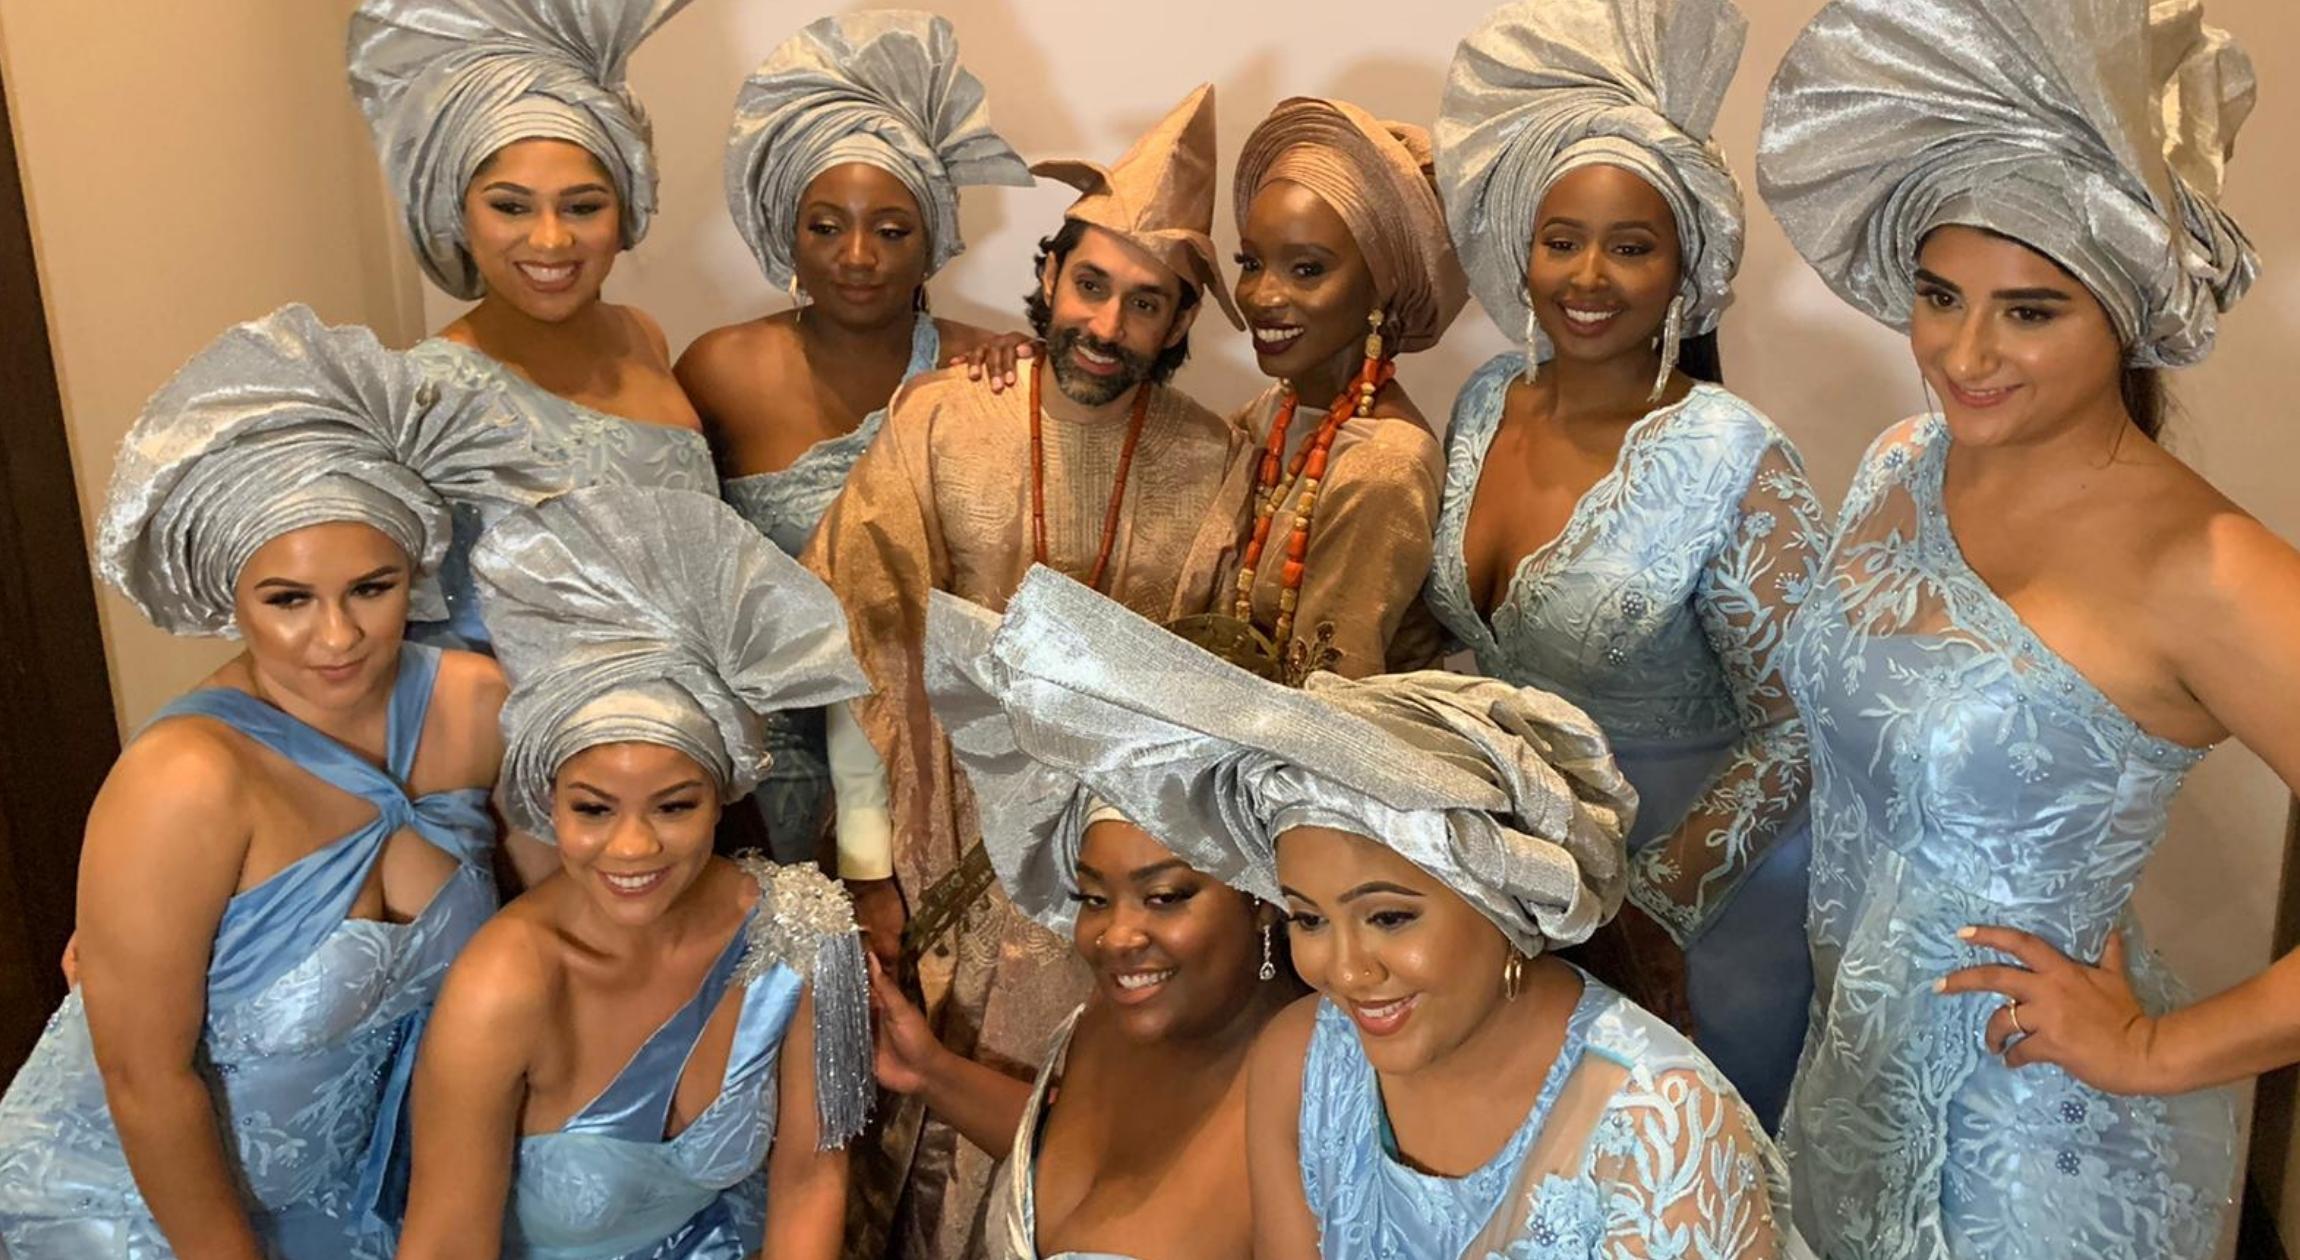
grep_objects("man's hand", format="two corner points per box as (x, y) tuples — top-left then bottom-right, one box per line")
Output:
(847, 877), (907, 980)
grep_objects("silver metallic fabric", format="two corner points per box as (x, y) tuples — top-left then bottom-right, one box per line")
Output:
(472, 486), (870, 840)
(928, 568), (1637, 956)
(1757, 0), (2255, 368)
(98, 303), (561, 638)
(1434, 0), (1748, 353)
(348, 0), (694, 299)
(924, 591), (1265, 941)
(1234, 98), (1468, 355)
(725, 10), (1031, 291)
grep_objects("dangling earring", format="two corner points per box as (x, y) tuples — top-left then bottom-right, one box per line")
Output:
(1501, 951), (1525, 1001)
(913, 285), (929, 314)
(788, 274), (807, 328)
(1258, 923), (1278, 982)
(1649, 294), (1686, 403)
(1521, 294), (1541, 386)
(1363, 307), (1386, 367)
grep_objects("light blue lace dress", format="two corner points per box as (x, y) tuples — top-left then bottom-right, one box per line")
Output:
(0, 644), (497, 1258)
(1425, 355), (1824, 1125)
(1298, 971), (1802, 1258)
(407, 338), (718, 652)
(720, 315), (940, 863)
(1780, 417), (2236, 1258)
(502, 865), (832, 1260)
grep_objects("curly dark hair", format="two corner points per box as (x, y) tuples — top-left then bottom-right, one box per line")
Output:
(1024, 218), (1197, 385)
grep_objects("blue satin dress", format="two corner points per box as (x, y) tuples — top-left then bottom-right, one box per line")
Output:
(1425, 356), (1825, 1125)
(1297, 971), (1800, 1258)
(407, 338), (719, 652)
(503, 899), (806, 1259)
(1780, 417), (2236, 1259)
(719, 314), (940, 863)
(0, 644), (496, 1258)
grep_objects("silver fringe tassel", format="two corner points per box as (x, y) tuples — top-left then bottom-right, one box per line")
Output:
(810, 928), (874, 1150)
(730, 851), (876, 1150)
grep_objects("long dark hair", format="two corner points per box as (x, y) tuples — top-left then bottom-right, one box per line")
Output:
(2121, 366), (2166, 441)
(1677, 330), (1723, 385)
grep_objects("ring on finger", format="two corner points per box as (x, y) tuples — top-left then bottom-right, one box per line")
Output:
(2007, 1002), (2028, 1038)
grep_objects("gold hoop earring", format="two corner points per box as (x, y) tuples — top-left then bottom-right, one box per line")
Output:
(1502, 952), (1525, 1001)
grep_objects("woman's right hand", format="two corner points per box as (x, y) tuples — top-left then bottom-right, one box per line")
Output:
(948, 333), (1039, 394)
(867, 954), (946, 1096)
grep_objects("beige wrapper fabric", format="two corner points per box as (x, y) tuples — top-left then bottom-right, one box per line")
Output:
(1222, 386), (1443, 678)
(802, 366), (1252, 1257)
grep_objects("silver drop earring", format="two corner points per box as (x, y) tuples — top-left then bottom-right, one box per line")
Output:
(1522, 297), (1542, 386)
(1258, 924), (1278, 982)
(1649, 294), (1686, 403)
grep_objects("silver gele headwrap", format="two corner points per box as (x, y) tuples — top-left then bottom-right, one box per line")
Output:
(472, 486), (869, 840)
(348, 0), (694, 299)
(924, 591), (1270, 940)
(1434, 0), (1748, 356)
(725, 10), (1033, 291)
(98, 303), (561, 638)
(1757, 0), (2256, 368)
(931, 568), (1636, 956)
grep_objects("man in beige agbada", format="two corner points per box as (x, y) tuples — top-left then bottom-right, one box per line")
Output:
(804, 84), (1253, 1258)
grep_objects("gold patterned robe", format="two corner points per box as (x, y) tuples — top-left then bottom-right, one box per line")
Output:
(805, 366), (1251, 1258)
(1224, 384), (1446, 678)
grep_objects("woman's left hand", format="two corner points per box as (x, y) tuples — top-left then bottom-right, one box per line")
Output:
(1939, 926), (2172, 1095)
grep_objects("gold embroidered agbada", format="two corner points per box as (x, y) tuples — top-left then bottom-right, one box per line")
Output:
(805, 365), (1249, 1257)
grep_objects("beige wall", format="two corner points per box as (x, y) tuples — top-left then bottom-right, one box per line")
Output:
(0, 0), (423, 730)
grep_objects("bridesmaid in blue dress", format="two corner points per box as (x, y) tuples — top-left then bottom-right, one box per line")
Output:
(945, 568), (1804, 1259)
(1426, 0), (1823, 1126)
(349, 0), (717, 652)
(396, 487), (875, 1259)
(1759, 0), (2296, 1254)
(0, 307), (532, 1257)
(676, 11), (1031, 862)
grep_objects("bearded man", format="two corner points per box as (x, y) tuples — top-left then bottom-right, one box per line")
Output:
(803, 84), (1252, 1257)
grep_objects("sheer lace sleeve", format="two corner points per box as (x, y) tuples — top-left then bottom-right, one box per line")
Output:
(1626, 439), (1826, 943)
(1577, 1065), (1798, 1259)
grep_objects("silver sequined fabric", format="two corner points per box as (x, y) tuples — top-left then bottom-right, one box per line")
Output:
(1757, 0), (2256, 367)
(926, 569), (1637, 957)
(1434, 0), (1749, 349)
(732, 853), (873, 1150)
(348, 0), (694, 298)
(471, 486), (868, 839)
(724, 10), (1031, 291)
(98, 304), (564, 637)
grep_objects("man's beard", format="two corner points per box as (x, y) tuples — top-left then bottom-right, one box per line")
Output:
(1045, 325), (1156, 407)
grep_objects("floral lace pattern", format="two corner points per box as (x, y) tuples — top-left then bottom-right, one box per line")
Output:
(1299, 976), (1801, 1259)
(1425, 356), (1823, 943)
(0, 645), (496, 1258)
(1781, 416), (2236, 1259)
